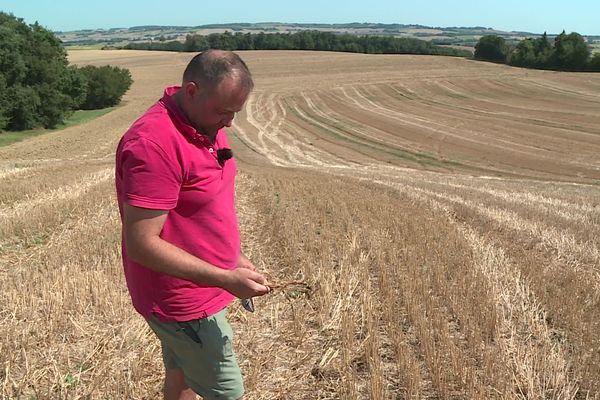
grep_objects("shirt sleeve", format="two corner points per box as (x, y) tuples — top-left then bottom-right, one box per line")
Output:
(119, 137), (182, 210)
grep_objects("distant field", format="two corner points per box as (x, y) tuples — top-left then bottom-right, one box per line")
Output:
(1, 50), (599, 399)
(57, 23), (536, 49)
(64, 44), (108, 50)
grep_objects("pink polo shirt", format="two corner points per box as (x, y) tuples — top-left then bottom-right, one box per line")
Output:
(115, 86), (239, 322)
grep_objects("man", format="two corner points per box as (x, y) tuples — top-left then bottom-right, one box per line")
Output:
(115, 50), (270, 400)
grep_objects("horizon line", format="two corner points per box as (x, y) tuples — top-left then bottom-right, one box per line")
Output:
(51, 21), (600, 37)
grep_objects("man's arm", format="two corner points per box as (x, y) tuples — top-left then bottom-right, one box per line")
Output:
(123, 203), (269, 299)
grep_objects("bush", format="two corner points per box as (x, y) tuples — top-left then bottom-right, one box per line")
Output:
(76, 65), (133, 110)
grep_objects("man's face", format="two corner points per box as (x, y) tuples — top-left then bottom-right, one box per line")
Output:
(185, 77), (249, 136)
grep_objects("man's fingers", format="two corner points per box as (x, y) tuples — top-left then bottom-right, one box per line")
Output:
(249, 270), (266, 285)
(250, 281), (270, 296)
(250, 274), (271, 295)
(230, 268), (272, 297)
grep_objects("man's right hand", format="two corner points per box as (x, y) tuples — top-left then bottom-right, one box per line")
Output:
(222, 268), (270, 299)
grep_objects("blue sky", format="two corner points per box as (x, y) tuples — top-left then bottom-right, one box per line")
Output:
(1, 0), (598, 35)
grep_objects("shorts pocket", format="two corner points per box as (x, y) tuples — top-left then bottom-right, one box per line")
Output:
(192, 311), (234, 360)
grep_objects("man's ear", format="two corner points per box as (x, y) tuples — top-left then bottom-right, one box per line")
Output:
(184, 81), (199, 99)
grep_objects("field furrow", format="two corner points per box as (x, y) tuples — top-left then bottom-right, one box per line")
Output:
(0, 168), (114, 254)
(327, 167), (599, 396)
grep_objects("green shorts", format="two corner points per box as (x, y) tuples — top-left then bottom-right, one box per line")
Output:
(146, 308), (244, 400)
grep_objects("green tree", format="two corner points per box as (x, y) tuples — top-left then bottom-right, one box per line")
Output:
(183, 34), (208, 52)
(553, 31), (590, 70)
(474, 35), (509, 63)
(218, 31), (237, 50)
(535, 32), (551, 52)
(0, 12), (88, 130)
(313, 32), (336, 51)
(294, 31), (316, 50)
(163, 40), (184, 52)
(511, 38), (537, 67)
(533, 32), (553, 66)
(61, 66), (88, 109)
(0, 14), (28, 87)
(0, 74), (12, 129)
(234, 32), (254, 50)
(252, 33), (268, 49)
(8, 85), (41, 130)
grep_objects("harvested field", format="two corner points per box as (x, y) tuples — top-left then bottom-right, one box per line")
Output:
(1, 50), (599, 399)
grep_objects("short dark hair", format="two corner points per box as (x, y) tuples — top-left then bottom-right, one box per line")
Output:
(182, 50), (254, 92)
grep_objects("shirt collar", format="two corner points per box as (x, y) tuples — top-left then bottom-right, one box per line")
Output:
(160, 86), (219, 143)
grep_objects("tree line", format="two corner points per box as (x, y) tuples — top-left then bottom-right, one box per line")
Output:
(474, 31), (600, 71)
(123, 30), (473, 57)
(0, 12), (133, 131)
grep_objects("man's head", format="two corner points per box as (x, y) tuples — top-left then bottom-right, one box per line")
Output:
(176, 50), (254, 136)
